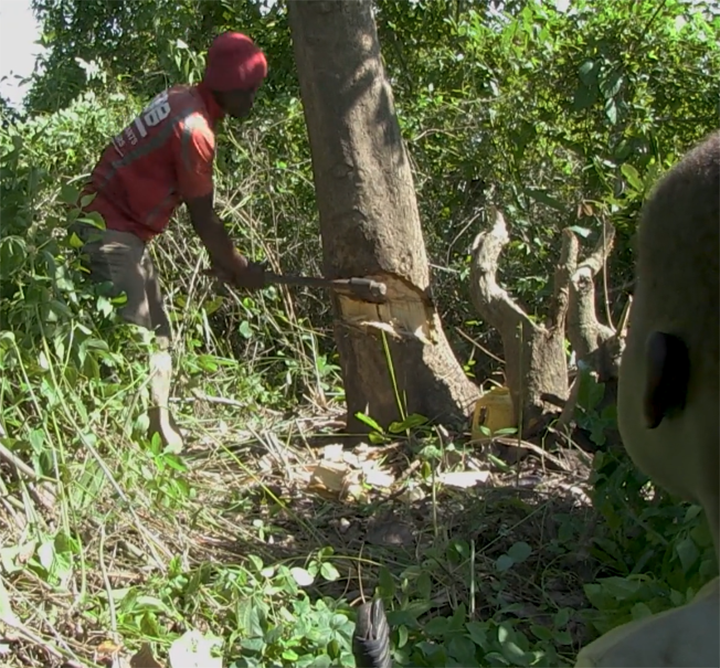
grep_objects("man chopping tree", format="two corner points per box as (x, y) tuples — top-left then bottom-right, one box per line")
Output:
(74, 31), (268, 452)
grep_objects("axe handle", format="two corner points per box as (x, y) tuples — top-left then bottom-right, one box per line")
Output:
(265, 272), (336, 290)
(266, 273), (388, 303)
(202, 267), (387, 303)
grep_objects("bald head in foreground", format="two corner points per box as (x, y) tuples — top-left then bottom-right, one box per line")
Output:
(576, 131), (720, 667)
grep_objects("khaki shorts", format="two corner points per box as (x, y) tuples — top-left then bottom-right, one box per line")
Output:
(72, 223), (171, 343)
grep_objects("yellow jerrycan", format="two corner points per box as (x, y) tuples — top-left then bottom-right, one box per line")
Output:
(471, 382), (516, 441)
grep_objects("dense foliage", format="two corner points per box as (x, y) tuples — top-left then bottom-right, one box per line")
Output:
(1, 0), (718, 665)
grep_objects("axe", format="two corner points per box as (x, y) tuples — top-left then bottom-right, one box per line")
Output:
(202, 266), (388, 304)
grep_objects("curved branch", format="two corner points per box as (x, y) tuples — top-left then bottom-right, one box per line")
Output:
(578, 217), (616, 276)
(567, 220), (617, 360)
(469, 207), (536, 335)
(549, 228), (579, 331)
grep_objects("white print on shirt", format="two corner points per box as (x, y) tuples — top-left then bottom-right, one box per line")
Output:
(112, 90), (172, 155)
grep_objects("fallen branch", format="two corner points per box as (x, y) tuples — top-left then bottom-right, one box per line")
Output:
(0, 442), (38, 481)
(0, 441), (57, 516)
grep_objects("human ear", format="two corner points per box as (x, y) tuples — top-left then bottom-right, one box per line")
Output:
(643, 331), (690, 429)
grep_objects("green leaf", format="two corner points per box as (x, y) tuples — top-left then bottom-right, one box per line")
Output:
(388, 413), (428, 433)
(237, 599), (264, 638)
(0, 331), (16, 347)
(507, 541), (532, 563)
(78, 211), (106, 230)
(319, 562), (340, 582)
(495, 554), (514, 572)
(630, 602), (653, 621)
(196, 355), (219, 373)
(447, 635), (479, 665)
(578, 59), (599, 86)
(397, 624), (409, 648)
(621, 163), (644, 192)
(424, 615), (449, 636)
(675, 536), (700, 573)
(501, 639), (527, 664)
(465, 620), (488, 646)
(203, 296), (224, 316)
(60, 183), (79, 205)
(377, 566), (395, 598)
(0, 236), (27, 277)
(290, 567), (314, 587)
(535, 622), (558, 642)
(600, 69), (624, 99)
(80, 192), (97, 207)
(37, 540), (55, 571)
(554, 607), (571, 628)
(68, 232), (84, 249)
(605, 98), (618, 125)
(135, 595), (172, 614)
(602, 576), (645, 601)
(354, 412), (384, 434)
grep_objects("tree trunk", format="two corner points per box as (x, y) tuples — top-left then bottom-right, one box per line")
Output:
(287, 0), (479, 433)
(559, 219), (627, 446)
(469, 208), (570, 436)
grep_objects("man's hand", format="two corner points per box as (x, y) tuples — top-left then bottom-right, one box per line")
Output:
(213, 249), (266, 290)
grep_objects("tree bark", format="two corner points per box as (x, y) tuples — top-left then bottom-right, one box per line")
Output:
(566, 218), (619, 374)
(469, 208), (570, 436)
(559, 219), (627, 443)
(287, 0), (479, 433)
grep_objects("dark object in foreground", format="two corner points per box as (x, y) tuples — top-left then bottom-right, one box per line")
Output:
(353, 599), (393, 668)
(203, 267), (388, 304)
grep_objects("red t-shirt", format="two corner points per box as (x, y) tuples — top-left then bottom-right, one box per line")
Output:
(82, 82), (225, 242)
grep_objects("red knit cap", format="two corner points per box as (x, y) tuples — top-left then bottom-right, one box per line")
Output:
(203, 32), (267, 92)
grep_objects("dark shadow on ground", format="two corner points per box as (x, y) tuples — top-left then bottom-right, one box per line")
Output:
(189, 440), (604, 660)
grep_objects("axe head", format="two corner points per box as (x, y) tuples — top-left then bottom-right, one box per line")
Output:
(333, 278), (388, 304)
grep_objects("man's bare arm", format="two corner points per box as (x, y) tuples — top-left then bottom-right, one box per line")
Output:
(186, 193), (245, 272)
(185, 193), (265, 290)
